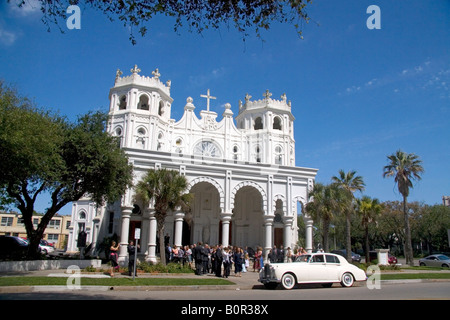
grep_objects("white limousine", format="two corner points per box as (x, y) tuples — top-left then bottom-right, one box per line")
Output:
(259, 252), (367, 290)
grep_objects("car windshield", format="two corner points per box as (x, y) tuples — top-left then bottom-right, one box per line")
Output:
(16, 237), (28, 245)
(296, 254), (311, 262)
(437, 255), (449, 261)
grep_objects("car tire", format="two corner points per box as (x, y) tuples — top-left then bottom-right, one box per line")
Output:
(420, 262), (426, 267)
(340, 272), (354, 287)
(442, 264), (449, 268)
(281, 273), (296, 290)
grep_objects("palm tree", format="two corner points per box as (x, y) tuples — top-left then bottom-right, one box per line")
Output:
(356, 196), (383, 263)
(332, 170), (365, 262)
(306, 183), (346, 252)
(383, 150), (424, 266)
(134, 168), (192, 265)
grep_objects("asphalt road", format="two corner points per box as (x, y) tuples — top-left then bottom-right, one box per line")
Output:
(1, 281), (449, 300)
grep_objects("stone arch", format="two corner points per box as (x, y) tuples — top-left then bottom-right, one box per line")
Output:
(188, 176), (225, 211)
(137, 93), (150, 110)
(273, 194), (287, 214)
(292, 195), (308, 217)
(230, 180), (267, 212)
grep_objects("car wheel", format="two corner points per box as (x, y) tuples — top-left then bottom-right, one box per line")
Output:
(281, 273), (296, 290)
(420, 262), (426, 267)
(442, 264), (449, 268)
(340, 272), (354, 287)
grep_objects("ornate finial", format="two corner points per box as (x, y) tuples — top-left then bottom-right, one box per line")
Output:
(263, 90), (272, 100)
(131, 64), (141, 74)
(281, 93), (287, 103)
(115, 69), (123, 83)
(152, 68), (161, 80)
(245, 93), (252, 102)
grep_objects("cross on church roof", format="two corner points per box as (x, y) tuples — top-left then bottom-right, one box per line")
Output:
(200, 89), (217, 112)
(131, 64), (141, 74)
(263, 90), (272, 100)
(152, 68), (161, 80)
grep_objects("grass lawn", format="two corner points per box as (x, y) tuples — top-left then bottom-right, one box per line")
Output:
(0, 276), (234, 287)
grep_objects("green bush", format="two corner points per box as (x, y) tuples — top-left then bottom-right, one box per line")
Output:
(137, 262), (194, 274)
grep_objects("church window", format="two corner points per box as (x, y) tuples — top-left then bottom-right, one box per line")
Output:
(232, 145), (239, 160)
(254, 117), (263, 130)
(78, 211), (86, 220)
(255, 145), (261, 163)
(132, 204), (141, 215)
(158, 101), (165, 116)
(275, 145), (283, 165)
(119, 95), (127, 110)
(138, 95), (149, 110)
(193, 140), (222, 158)
(273, 117), (282, 130)
(137, 128), (146, 135)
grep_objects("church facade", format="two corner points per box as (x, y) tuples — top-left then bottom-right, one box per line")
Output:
(67, 66), (318, 263)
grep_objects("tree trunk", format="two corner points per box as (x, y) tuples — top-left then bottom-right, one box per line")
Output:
(322, 219), (330, 252)
(345, 211), (352, 263)
(156, 211), (167, 265)
(364, 226), (370, 264)
(403, 197), (414, 266)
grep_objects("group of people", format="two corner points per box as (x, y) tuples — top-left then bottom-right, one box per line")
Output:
(267, 245), (308, 263)
(108, 240), (140, 277)
(109, 239), (310, 278)
(190, 243), (252, 278)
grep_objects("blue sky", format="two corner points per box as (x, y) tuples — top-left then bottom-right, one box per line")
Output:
(1, 0), (449, 215)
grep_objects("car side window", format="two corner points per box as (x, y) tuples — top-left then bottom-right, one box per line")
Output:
(325, 255), (339, 263)
(312, 255), (325, 263)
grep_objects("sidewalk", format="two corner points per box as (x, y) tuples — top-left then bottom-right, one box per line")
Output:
(1, 264), (449, 293)
(0, 267), (262, 293)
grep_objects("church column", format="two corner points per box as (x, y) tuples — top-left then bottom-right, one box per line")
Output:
(145, 209), (157, 263)
(118, 206), (133, 264)
(174, 210), (185, 247)
(263, 214), (275, 261)
(283, 215), (294, 250)
(220, 212), (232, 247)
(304, 216), (314, 253)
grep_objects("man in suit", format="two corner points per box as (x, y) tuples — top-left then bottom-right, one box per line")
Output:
(193, 242), (204, 275)
(214, 244), (223, 277)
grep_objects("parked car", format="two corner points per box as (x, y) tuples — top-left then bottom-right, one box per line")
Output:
(369, 251), (398, 264)
(22, 239), (54, 255)
(331, 249), (361, 263)
(259, 252), (367, 290)
(39, 240), (55, 255)
(419, 254), (450, 268)
(0, 235), (29, 260)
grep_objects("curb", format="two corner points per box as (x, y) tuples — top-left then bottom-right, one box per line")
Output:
(2, 279), (450, 294)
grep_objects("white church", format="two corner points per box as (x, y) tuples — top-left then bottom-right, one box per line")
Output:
(67, 65), (318, 263)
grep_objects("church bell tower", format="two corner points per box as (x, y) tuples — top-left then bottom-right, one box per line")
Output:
(235, 90), (295, 166)
(107, 65), (173, 150)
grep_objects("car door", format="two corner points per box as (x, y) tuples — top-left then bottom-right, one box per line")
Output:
(324, 254), (340, 281)
(307, 254), (328, 281)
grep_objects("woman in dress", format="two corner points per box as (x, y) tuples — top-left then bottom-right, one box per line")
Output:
(109, 240), (120, 277)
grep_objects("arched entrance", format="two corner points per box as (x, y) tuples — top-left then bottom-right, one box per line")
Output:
(232, 185), (264, 249)
(189, 181), (221, 245)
